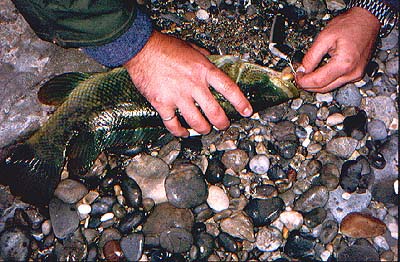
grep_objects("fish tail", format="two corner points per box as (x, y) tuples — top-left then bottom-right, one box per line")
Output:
(0, 143), (61, 205)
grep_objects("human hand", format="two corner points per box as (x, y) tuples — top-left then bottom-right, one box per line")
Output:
(124, 31), (252, 137)
(296, 7), (380, 93)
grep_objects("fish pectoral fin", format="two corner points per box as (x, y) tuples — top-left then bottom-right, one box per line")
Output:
(38, 72), (92, 106)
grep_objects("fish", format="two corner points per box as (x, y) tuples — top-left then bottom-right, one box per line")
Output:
(0, 55), (299, 205)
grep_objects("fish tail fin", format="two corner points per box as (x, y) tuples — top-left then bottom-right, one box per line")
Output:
(0, 143), (61, 205)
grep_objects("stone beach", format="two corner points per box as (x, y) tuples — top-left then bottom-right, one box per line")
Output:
(0, 0), (398, 261)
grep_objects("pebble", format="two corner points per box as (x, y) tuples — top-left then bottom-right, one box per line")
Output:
(316, 93), (333, 103)
(54, 229), (87, 261)
(100, 212), (114, 222)
(279, 211), (303, 231)
(303, 208), (327, 228)
(244, 197), (285, 226)
(367, 119), (388, 140)
(337, 245), (379, 261)
(49, 198), (80, 239)
(343, 110), (367, 140)
(118, 210), (144, 234)
(335, 84), (362, 107)
(318, 163), (340, 190)
(160, 228), (193, 253)
(379, 28), (398, 50)
(205, 158), (225, 184)
(41, 219), (52, 235)
(220, 211), (255, 241)
(339, 160), (363, 193)
(91, 196), (115, 216)
(54, 179), (88, 204)
(221, 149), (249, 172)
(255, 226), (283, 252)
(298, 104), (318, 124)
(103, 240), (124, 261)
(125, 153), (169, 204)
(326, 113), (345, 126)
(259, 104), (286, 122)
(196, 9), (210, 20)
(120, 177), (142, 208)
(290, 98), (303, 110)
(249, 154), (270, 174)
(120, 233), (144, 262)
(294, 186), (329, 213)
(195, 232), (215, 260)
(319, 220), (338, 244)
(360, 96), (397, 128)
(252, 184), (278, 199)
(385, 56), (398, 76)
(207, 185), (229, 212)
(98, 228), (122, 253)
(340, 212), (386, 238)
(283, 230), (315, 259)
(218, 232), (237, 252)
(326, 137), (358, 159)
(165, 162), (208, 208)
(0, 228), (30, 261)
(77, 203), (91, 216)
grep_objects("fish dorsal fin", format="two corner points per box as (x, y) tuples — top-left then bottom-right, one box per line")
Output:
(38, 72), (91, 106)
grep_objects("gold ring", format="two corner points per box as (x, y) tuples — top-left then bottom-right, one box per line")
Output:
(162, 115), (176, 121)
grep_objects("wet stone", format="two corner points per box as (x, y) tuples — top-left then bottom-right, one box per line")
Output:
(274, 140), (298, 159)
(303, 208), (327, 228)
(121, 177), (142, 208)
(379, 28), (398, 50)
(49, 198), (80, 239)
(319, 220), (338, 244)
(54, 179), (88, 204)
(371, 179), (397, 204)
(222, 174), (241, 187)
(318, 163), (340, 190)
(272, 120), (297, 141)
(54, 229), (87, 261)
(120, 233), (144, 262)
(326, 137), (358, 159)
(283, 230), (315, 259)
(207, 185), (229, 212)
(335, 84), (362, 107)
(259, 104), (286, 123)
(255, 226), (283, 252)
(249, 154), (270, 174)
(218, 232), (237, 252)
(252, 184), (277, 199)
(165, 162), (208, 209)
(205, 158), (225, 184)
(360, 96), (397, 128)
(298, 104), (318, 124)
(98, 228), (121, 252)
(340, 160), (363, 193)
(294, 186), (329, 213)
(221, 149), (249, 172)
(367, 119), (388, 140)
(279, 211), (303, 231)
(244, 197), (285, 227)
(91, 196), (115, 216)
(343, 110), (367, 140)
(0, 228), (30, 261)
(267, 165), (287, 181)
(220, 211), (255, 241)
(340, 212), (386, 238)
(160, 228), (193, 253)
(385, 56), (399, 76)
(103, 240), (124, 261)
(337, 245), (380, 262)
(118, 210), (145, 234)
(195, 232), (215, 260)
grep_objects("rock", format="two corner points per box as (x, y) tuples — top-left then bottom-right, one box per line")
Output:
(120, 233), (144, 262)
(385, 56), (399, 76)
(244, 197), (285, 227)
(303, 208), (327, 228)
(126, 153), (169, 204)
(196, 9), (210, 20)
(194, 232), (215, 260)
(207, 185), (229, 212)
(221, 149), (249, 172)
(121, 177), (142, 208)
(54, 229), (87, 261)
(165, 162), (208, 208)
(271, 120), (297, 141)
(274, 140), (298, 159)
(319, 220), (338, 244)
(335, 84), (362, 107)
(220, 211), (255, 241)
(49, 198), (79, 239)
(98, 228), (122, 252)
(315, 92), (334, 103)
(0, 228), (30, 261)
(340, 212), (386, 238)
(294, 186), (329, 213)
(103, 240), (123, 261)
(205, 158), (225, 184)
(255, 226), (283, 252)
(343, 110), (367, 140)
(326, 113), (345, 126)
(283, 230), (315, 259)
(279, 211), (303, 231)
(91, 196), (115, 216)
(318, 163), (340, 190)
(143, 203), (194, 240)
(160, 228), (193, 253)
(54, 179), (88, 204)
(252, 184), (278, 199)
(249, 154), (270, 174)
(337, 245), (380, 261)
(259, 104), (287, 123)
(360, 96), (397, 128)
(302, 0), (326, 16)
(218, 232), (237, 252)
(326, 0), (346, 10)
(379, 28), (398, 50)
(367, 119), (388, 140)
(340, 160), (363, 193)
(118, 210), (145, 234)
(326, 137), (358, 159)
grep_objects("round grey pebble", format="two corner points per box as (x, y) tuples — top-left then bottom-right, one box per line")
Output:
(338, 245), (380, 261)
(54, 179), (88, 204)
(160, 228), (193, 253)
(120, 233), (144, 262)
(335, 84), (362, 107)
(221, 149), (249, 172)
(294, 186), (329, 213)
(367, 119), (388, 140)
(318, 219), (338, 244)
(0, 228), (30, 261)
(49, 198), (80, 239)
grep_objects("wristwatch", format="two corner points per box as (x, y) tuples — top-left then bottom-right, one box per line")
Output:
(346, 0), (398, 37)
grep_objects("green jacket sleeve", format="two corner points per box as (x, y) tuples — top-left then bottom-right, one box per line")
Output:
(11, 0), (137, 47)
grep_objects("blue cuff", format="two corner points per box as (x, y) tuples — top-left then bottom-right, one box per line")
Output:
(83, 9), (153, 68)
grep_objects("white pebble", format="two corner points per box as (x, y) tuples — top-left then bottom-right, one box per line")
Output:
(41, 220), (52, 235)
(196, 9), (209, 20)
(394, 180), (398, 195)
(316, 93), (333, 103)
(249, 155), (270, 174)
(100, 212), (114, 222)
(373, 236), (390, 250)
(388, 222), (398, 239)
(279, 211), (303, 231)
(77, 203), (92, 215)
(326, 113), (345, 126)
(320, 250), (332, 261)
(291, 98), (303, 110)
(207, 185), (229, 212)
(342, 192), (351, 200)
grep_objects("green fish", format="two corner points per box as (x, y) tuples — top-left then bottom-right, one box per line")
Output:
(0, 55), (298, 205)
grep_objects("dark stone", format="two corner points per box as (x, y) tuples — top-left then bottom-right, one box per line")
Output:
(280, 4), (308, 22)
(283, 230), (315, 259)
(343, 111), (367, 140)
(340, 160), (362, 193)
(368, 150), (386, 169)
(121, 177), (142, 208)
(222, 174), (241, 187)
(244, 197), (285, 227)
(218, 232), (238, 252)
(371, 180), (397, 205)
(303, 208), (327, 228)
(160, 228), (193, 253)
(298, 104), (318, 124)
(54, 229), (87, 261)
(365, 60), (379, 77)
(337, 245), (380, 261)
(91, 196), (115, 216)
(294, 186), (329, 213)
(271, 120), (297, 142)
(252, 184), (277, 199)
(267, 165), (287, 181)
(120, 233), (144, 262)
(318, 163), (340, 190)
(88, 216), (101, 229)
(49, 198), (79, 239)
(238, 140), (256, 158)
(195, 232), (215, 260)
(0, 228), (30, 261)
(259, 104), (287, 123)
(103, 240), (124, 261)
(192, 222), (206, 234)
(229, 185), (241, 198)
(166, 162), (208, 208)
(118, 210), (145, 234)
(274, 140), (298, 159)
(205, 158), (225, 184)
(319, 220), (338, 244)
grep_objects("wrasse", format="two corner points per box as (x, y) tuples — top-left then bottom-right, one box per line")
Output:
(0, 55), (299, 205)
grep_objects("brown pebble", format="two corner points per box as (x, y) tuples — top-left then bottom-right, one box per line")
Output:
(340, 212), (386, 238)
(103, 240), (124, 261)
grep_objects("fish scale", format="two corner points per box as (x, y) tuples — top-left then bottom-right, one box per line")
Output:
(0, 55), (299, 205)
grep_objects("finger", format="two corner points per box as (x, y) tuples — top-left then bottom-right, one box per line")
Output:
(177, 100), (212, 135)
(158, 108), (189, 137)
(192, 89), (230, 130)
(300, 33), (333, 73)
(301, 73), (358, 93)
(189, 43), (211, 56)
(205, 66), (253, 117)
(296, 56), (351, 89)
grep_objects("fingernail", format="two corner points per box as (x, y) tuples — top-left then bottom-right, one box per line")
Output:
(243, 107), (253, 117)
(296, 66), (305, 73)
